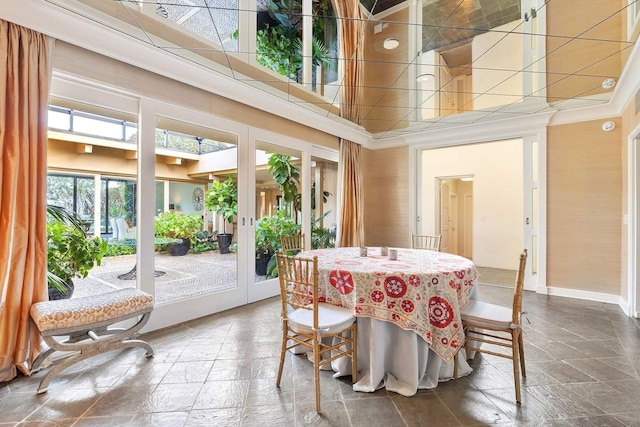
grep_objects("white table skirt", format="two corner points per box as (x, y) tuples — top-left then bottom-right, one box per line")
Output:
(292, 286), (478, 396)
(330, 318), (472, 396)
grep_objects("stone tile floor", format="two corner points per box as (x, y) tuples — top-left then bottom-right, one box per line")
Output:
(1, 281), (640, 426)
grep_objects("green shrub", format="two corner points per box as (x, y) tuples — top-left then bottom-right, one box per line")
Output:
(105, 244), (136, 257)
(47, 222), (108, 282)
(155, 212), (203, 240)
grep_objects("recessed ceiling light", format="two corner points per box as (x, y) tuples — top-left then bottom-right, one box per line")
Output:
(417, 73), (435, 82)
(602, 78), (616, 89)
(383, 38), (400, 50)
(602, 121), (616, 132)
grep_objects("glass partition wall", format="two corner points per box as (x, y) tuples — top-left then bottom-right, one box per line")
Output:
(46, 82), (338, 330)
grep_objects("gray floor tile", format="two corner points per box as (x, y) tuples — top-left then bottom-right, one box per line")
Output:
(2, 283), (640, 425)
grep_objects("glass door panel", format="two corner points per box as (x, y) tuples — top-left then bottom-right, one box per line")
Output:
(252, 140), (304, 301)
(311, 157), (338, 249)
(151, 116), (240, 309)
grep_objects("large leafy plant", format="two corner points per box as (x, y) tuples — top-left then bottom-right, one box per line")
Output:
(268, 153), (300, 217)
(205, 176), (238, 234)
(255, 210), (300, 256)
(47, 221), (108, 283)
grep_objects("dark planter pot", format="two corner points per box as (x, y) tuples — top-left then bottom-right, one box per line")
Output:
(217, 234), (233, 254)
(255, 251), (273, 276)
(48, 279), (74, 300)
(168, 238), (191, 256)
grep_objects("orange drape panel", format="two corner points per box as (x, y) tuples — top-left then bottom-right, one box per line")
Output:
(0, 20), (50, 382)
(332, 0), (364, 123)
(337, 140), (364, 247)
(332, 0), (365, 247)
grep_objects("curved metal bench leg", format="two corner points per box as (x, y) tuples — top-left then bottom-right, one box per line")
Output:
(35, 312), (153, 394)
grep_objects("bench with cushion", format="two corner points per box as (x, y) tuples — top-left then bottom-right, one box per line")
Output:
(30, 288), (154, 394)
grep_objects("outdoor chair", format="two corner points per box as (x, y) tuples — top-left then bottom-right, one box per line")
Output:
(454, 249), (528, 403)
(275, 252), (357, 413)
(116, 218), (136, 239)
(411, 233), (442, 251)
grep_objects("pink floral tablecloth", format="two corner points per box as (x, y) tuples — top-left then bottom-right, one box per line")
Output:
(298, 247), (478, 363)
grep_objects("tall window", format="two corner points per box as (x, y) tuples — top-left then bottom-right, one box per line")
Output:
(47, 174), (136, 235)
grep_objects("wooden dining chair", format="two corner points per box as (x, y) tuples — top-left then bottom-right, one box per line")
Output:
(275, 252), (357, 413)
(411, 233), (442, 251)
(455, 249), (528, 403)
(280, 233), (305, 254)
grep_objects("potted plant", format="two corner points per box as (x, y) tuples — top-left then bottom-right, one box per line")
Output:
(255, 210), (300, 276)
(47, 206), (108, 300)
(205, 176), (238, 254)
(154, 211), (203, 256)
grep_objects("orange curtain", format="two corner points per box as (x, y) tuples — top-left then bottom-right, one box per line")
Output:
(332, 0), (366, 247)
(0, 20), (50, 383)
(337, 140), (364, 247)
(332, 0), (364, 123)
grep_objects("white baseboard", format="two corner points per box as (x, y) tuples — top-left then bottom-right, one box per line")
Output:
(543, 286), (634, 316)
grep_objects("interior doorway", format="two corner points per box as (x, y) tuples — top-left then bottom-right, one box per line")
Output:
(419, 139), (523, 275)
(437, 177), (473, 258)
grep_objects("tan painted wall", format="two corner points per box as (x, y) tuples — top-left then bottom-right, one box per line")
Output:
(621, 89), (640, 297)
(547, 120), (622, 294)
(362, 145), (409, 247)
(546, 0), (623, 101)
(361, 8), (410, 133)
(52, 41), (339, 151)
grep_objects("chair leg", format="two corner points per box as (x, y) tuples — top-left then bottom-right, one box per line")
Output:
(453, 351), (459, 379)
(511, 331), (521, 403)
(276, 325), (288, 388)
(518, 330), (526, 377)
(351, 325), (358, 384)
(313, 332), (322, 413)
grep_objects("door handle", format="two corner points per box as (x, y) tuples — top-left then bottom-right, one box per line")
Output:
(526, 218), (530, 225)
(242, 217), (245, 226)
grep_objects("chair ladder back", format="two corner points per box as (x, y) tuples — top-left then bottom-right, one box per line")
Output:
(512, 249), (528, 325)
(276, 252), (319, 328)
(280, 234), (305, 254)
(411, 233), (442, 251)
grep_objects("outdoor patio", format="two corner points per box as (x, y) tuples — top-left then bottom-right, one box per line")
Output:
(73, 251), (265, 305)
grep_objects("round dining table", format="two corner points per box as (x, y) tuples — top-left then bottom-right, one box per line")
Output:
(297, 246), (479, 396)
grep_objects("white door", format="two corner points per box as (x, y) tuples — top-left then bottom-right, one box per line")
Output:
(464, 194), (473, 259)
(450, 193), (459, 254)
(137, 102), (250, 331)
(440, 181), (450, 252)
(523, 135), (543, 291)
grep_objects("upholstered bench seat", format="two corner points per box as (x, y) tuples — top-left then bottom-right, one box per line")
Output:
(30, 288), (154, 394)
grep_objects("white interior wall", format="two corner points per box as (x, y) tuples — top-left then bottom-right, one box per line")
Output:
(472, 20), (523, 110)
(421, 139), (523, 269)
(418, 50), (439, 119)
(168, 182), (204, 216)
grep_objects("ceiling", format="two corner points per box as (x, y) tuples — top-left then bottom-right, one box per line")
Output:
(40, 0), (638, 140)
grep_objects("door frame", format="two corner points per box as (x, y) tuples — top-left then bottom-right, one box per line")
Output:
(627, 122), (640, 317)
(410, 114), (551, 293)
(247, 129), (315, 303)
(139, 98), (251, 331)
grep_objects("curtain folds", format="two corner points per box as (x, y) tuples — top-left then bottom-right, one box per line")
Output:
(332, 0), (366, 247)
(0, 20), (51, 382)
(337, 140), (364, 247)
(332, 0), (365, 124)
